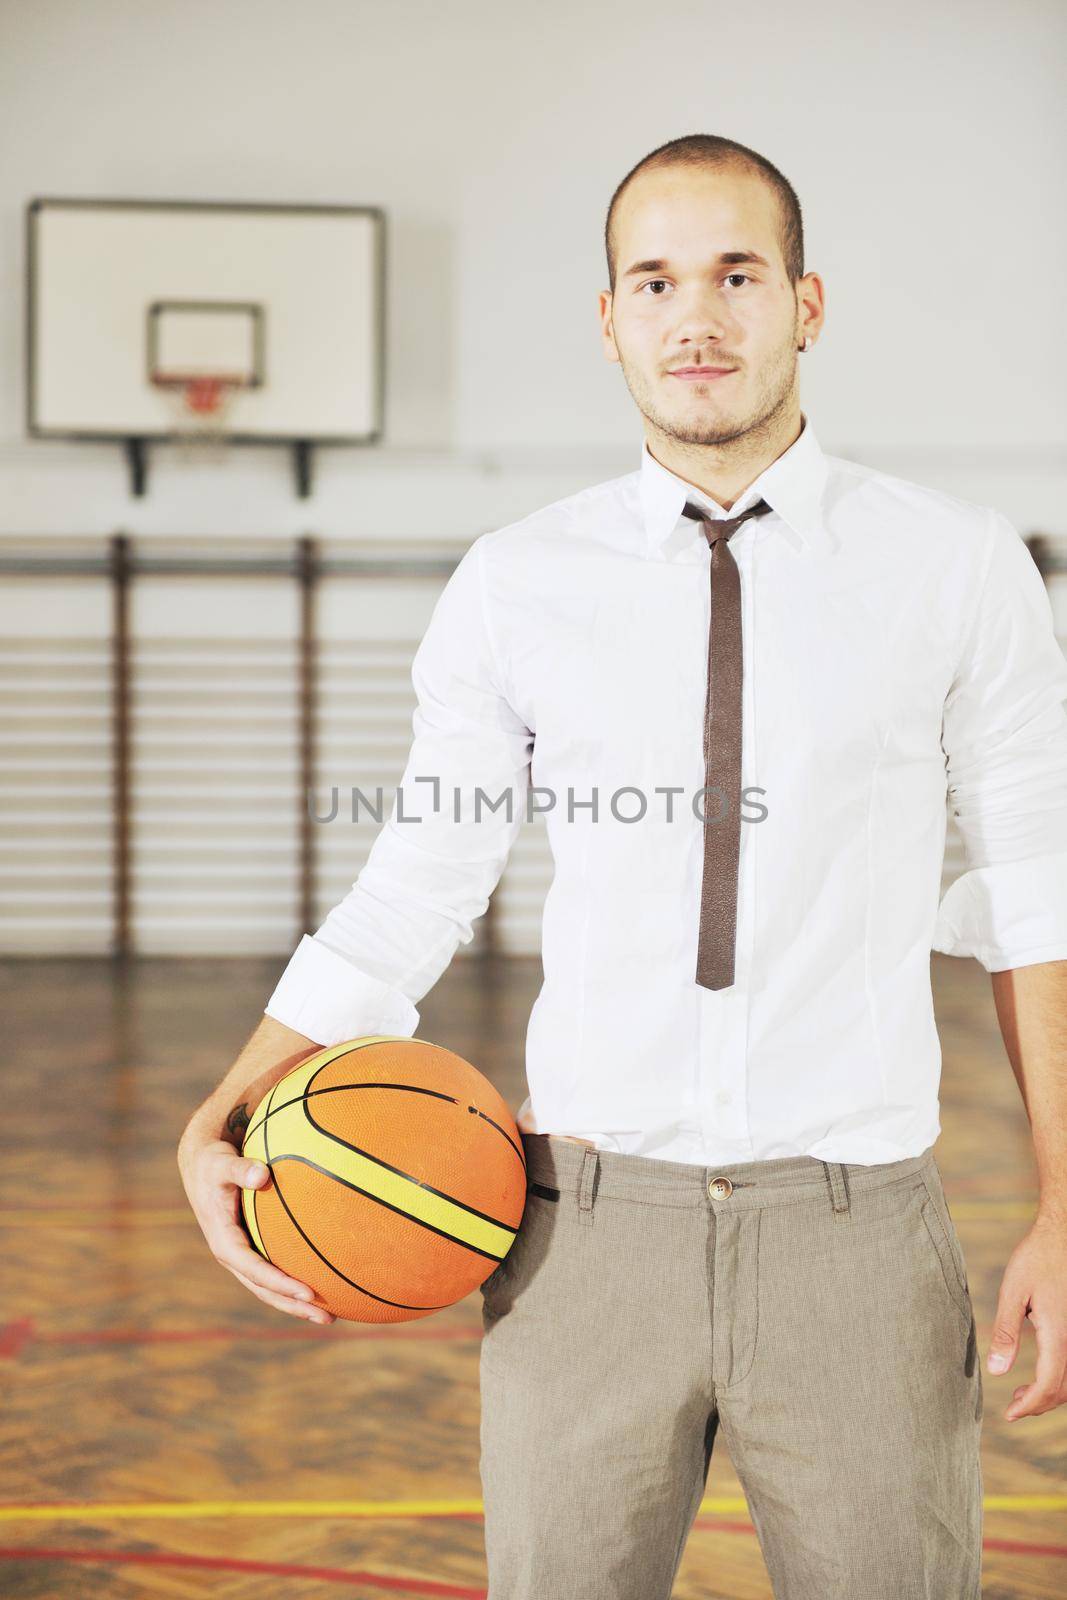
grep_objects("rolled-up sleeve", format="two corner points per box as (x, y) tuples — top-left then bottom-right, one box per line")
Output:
(932, 508), (1067, 971)
(265, 533), (533, 1043)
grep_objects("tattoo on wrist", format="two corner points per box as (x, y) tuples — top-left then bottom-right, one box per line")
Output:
(226, 1101), (251, 1144)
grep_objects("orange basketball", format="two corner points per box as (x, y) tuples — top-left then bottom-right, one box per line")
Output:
(240, 1035), (526, 1322)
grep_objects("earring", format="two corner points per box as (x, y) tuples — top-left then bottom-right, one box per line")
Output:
(799, 335), (812, 352)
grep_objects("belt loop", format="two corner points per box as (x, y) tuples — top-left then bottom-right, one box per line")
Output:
(823, 1159), (851, 1217)
(577, 1146), (599, 1226)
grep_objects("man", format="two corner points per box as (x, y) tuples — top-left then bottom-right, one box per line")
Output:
(179, 134), (1067, 1596)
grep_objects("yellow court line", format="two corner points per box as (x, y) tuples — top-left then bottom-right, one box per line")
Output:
(0, 1500), (487, 1521)
(1, 1495), (1065, 1521)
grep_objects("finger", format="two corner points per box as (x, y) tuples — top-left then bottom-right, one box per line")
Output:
(215, 1221), (321, 1303)
(204, 1147), (331, 1309)
(229, 1265), (334, 1322)
(205, 1174), (312, 1300)
(216, 1149), (273, 1191)
(1004, 1326), (1067, 1421)
(227, 1265), (335, 1323)
(987, 1288), (1029, 1374)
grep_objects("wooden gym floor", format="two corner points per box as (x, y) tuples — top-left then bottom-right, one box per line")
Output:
(0, 951), (1064, 1598)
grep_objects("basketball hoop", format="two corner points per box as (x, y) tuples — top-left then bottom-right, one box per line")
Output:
(143, 298), (264, 475)
(182, 375), (235, 417)
(150, 369), (248, 463)
(151, 369), (246, 431)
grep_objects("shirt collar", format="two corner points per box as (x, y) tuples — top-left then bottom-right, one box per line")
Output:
(638, 412), (833, 558)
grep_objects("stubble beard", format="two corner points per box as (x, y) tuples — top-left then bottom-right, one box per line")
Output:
(619, 341), (798, 450)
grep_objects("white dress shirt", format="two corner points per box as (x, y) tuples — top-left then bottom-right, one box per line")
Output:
(264, 414), (1067, 1166)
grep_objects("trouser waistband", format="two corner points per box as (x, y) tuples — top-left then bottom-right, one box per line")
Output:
(521, 1131), (940, 1215)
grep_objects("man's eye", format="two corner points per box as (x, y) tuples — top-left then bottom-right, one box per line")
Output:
(640, 274), (752, 294)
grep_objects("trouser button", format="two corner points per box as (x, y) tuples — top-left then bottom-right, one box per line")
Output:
(708, 1175), (734, 1199)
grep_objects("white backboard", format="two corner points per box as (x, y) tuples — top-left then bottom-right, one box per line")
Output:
(27, 199), (385, 442)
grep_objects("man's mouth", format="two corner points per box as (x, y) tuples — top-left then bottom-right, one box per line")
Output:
(668, 366), (738, 381)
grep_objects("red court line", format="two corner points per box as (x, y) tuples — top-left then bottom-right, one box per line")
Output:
(0, 1320), (33, 1360)
(688, 1520), (1067, 1559)
(982, 1536), (1067, 1559)
(2, 1530), (1064, 1586)
(0, 1545), (486, 1596)
(0, 1319), (481, 1359)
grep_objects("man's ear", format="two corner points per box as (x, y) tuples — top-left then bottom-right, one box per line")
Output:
(598, 289), (619, 361)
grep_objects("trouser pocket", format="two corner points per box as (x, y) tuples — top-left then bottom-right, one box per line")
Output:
(918, 1170), (972, 1330)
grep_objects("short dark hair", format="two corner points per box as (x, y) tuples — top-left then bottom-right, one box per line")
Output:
(605, 134), (804, 292)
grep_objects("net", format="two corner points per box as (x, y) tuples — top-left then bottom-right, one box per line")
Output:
(151, 371), (247, 464)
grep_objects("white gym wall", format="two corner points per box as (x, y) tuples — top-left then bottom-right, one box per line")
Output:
(0, 0), (1063, 954)
(1, 0), (1064, 532)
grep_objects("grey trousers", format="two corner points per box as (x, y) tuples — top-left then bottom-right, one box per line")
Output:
(478, 1133), (983, 1599)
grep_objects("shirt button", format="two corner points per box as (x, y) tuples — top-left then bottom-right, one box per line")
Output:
(715, 1090), (732, 1106)
(708, 1175), (734, 1199)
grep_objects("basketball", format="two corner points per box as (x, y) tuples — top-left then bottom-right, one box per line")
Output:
(239, 1035), (527, 1323)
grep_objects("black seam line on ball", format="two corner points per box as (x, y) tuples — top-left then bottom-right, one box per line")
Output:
(267, 1151), (514, 1269)
(297, 1094), (524, 1228)
(265, 1152), (492, 1310)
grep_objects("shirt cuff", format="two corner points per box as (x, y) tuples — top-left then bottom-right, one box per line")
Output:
(932, 851), (1067, 971)
(263, 933), (421, 1045)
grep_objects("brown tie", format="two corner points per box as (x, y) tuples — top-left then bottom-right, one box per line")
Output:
(680, 496), (773, 989)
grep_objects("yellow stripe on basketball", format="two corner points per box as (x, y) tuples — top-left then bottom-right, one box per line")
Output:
(249, 1041), (517, 1261)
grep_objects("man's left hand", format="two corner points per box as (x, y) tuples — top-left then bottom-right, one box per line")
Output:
(986, 1213), (1067, 1421)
